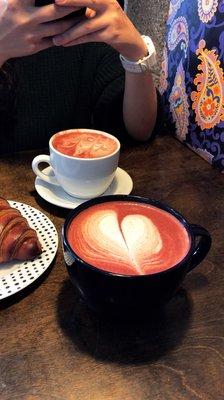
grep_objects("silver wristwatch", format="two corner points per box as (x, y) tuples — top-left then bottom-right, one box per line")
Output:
(119, 35), (156, 73)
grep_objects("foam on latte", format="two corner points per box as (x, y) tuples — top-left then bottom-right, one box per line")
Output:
(67, 201), (191, 276)
(52, 131), (117, 158)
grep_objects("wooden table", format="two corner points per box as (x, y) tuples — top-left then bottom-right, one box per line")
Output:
(0, 135), (223, 400)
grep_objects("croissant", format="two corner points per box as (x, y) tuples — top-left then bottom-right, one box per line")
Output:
(0, 197), (42, 263)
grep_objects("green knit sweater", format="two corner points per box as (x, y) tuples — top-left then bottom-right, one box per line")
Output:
(0, 43), (127, 155)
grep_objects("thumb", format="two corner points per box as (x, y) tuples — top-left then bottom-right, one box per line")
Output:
(22, 0), (36, 6)
(0, 0), (8, 17)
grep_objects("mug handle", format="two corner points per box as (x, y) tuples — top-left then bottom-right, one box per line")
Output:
(32, 155), (59, 186)
(187, 224), (212, 272)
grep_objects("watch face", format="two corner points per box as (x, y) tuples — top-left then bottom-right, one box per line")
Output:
(143, 37), (156, 56)
(140, 63), (148, 72)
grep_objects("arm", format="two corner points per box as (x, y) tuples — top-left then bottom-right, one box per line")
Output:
(53, 0), (157, 141)
(123, 64), (157, 142)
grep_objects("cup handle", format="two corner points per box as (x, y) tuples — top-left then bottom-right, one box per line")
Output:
(32, 154), (59, 186)
(187, 224), (212, 272)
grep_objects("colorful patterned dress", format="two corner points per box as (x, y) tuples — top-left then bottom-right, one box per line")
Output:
(159, 0), (224, 172)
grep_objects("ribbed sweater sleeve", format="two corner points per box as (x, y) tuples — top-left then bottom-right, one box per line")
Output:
(0, 43), (127, 155)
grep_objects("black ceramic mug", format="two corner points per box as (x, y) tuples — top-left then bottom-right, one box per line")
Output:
(62, 195), (211, 314)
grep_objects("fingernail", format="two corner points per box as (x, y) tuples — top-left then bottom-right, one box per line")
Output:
(55, 0), (66, 4)
(53, 37), (62, 46)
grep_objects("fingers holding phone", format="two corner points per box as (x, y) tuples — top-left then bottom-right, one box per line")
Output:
(52, 0), (147, 62)
(0, 0), (80, 65)
(35, 1), (83, 22)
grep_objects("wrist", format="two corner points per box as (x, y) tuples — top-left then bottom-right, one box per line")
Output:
(120, 37), (148, 62)
(120, 36), (156, 74)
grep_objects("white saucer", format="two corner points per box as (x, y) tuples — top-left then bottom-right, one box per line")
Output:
(35, 166), (133, 209)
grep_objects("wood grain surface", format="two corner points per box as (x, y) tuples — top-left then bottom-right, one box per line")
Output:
(0, 135), (223, 400)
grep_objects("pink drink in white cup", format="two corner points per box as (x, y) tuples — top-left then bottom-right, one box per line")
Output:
(32, 129), (120, 199)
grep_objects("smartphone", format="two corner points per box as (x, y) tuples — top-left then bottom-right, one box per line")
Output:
(35, 0), (86, 21)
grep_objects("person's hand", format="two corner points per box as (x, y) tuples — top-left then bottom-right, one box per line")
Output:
(0, 0), (79, 65)
(53, 0), (148, 61)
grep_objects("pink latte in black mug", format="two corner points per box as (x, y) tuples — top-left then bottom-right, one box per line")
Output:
(63, 195), (211, 314)
(67, 201), (190, 276)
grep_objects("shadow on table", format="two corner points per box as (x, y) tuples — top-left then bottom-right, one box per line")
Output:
(29, 190), (70, 220)
(57, 279), (193, 364)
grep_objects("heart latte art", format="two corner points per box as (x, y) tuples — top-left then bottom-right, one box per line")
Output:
(52, 131), (118, 159)
(67, 202), (190, 276)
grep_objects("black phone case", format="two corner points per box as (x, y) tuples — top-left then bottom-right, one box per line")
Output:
(35, 1), (86, 20)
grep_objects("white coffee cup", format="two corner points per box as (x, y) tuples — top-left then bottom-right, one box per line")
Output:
(32, 129), (120, 199)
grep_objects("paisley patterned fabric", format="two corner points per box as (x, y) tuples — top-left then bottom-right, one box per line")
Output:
(159, 0), (224, 172)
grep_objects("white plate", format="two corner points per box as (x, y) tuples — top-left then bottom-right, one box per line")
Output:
(0, 201), (58, 300)
(35, 166), (133, 209)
